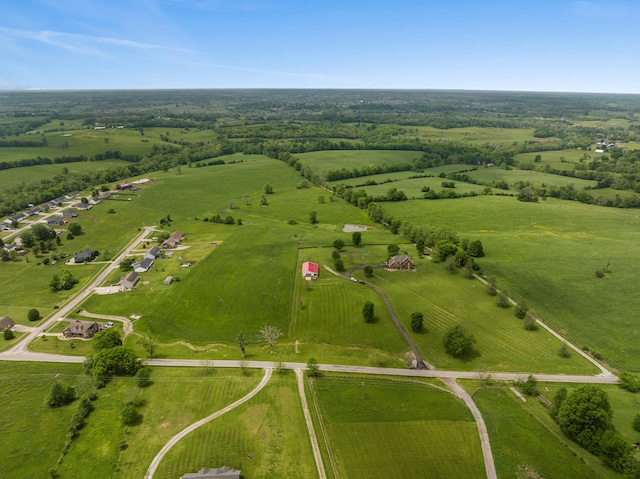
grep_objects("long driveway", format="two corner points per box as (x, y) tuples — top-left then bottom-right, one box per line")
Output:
(143, 367), (273, 479)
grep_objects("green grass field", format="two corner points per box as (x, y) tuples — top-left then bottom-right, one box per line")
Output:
(296, 150), (422, 177)
(0, 362), (90, 479)
(474, 388), (617, 479)
(382, 195), (640, 371)
(410, 125), (543, 145)
(54, 367), (261, 479)
(154, 370), (319, 479)
(354, 259), (597, 374)
(311, 375), (485, 479)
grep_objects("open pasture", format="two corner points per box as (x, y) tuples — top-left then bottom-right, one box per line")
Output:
(355, 260), (596, 374)
(514, 148), (590, 170)
(466, 166), (597, 189)
(296, 150), (422, 176)
(344, 175), (487, 198)
(55, 367), (261, 479)
(474, 388), (617, 479)
(410, 125), (541, 144)
(0, 362), (89, 479)
(311, 375), (484, 479)
(154, 371), (318, 479)
(383, 195), (640, 371)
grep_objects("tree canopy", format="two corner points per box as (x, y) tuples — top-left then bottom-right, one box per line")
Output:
(444, 325), (474, 356)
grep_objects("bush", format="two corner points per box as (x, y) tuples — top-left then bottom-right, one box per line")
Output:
(410, 312), (424, 332)
(92, 328), (122, 350)
(121, 403), (141, 426)
(3, 328), (14, 340)
(362, 301), (375, 323)
(524, 312), (538, 331)
(558, 342), (571, 358)
(496, 292), (509, 308)
(514, 301), (528, 319)
(618, 372), (640, 392)
(363, 265), (374, 278)
(135, 367), (151, 388)
(45, 381), (75, 408)
(444, 325), (474, 356)
(28, 308), (40, 322)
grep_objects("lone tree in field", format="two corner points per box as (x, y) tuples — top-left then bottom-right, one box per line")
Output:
(333, 239), (345, 251)
(364, 265), (374, 278)
(309, 211), (318, 224)
(258, 325), (283, 354)
(263, 183), (273, 194)
(28, 308), (40, 322)
(137, 335), (158, 358)
(411, 312), (424, 332)
(556, 384), (613, 454)
(235, 331), (247, 358)
(444, 325), (474, 356)
(362, 301), (375, 323)
(352, 232), (362, 246)
(387, 244), (400, 257)
(68, 223), (83, 236)
(45, 381), (75, 408)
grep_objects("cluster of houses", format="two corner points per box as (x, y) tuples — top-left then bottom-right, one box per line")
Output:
(119, 232), (184, 292)
(1, 192), (79, 230)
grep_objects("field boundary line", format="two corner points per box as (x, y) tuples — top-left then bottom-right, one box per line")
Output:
(295, 369), (327, 479)
(143, 367), (273, 479)
(307, 373), (339, 479)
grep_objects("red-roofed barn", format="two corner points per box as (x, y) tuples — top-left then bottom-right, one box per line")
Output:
(302, 261), (319, 280)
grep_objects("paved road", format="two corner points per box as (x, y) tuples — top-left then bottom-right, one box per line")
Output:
(3, 226), (156, 355)
(143, 368), (273, 479)
(295, 370), (327, 479)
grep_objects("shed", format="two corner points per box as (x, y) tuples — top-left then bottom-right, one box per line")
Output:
(0, 316), (15, 332)
(164, 276), (173, 285)
(302, 261), (319, 279)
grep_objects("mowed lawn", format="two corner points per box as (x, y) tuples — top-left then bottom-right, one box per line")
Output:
(474, 388), (618, 479)
(383, 195), (640, 371)
(55, 367), (261, 479)
(154, 371), (319, 479)
(311, 376), (485, 479)
(355, 260), (596, 374)
(0, 362), (89, 479)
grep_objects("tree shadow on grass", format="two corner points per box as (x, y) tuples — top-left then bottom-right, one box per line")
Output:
(453, 348), (482, 363)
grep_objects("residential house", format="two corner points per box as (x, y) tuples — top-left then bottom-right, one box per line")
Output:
(74, 248), (98, 263)
(144, 246), (161, 261)
(47, 216), (65, 226)
(62, 320), (101, 339)
(76, 203), (92, 211)
(387, 254), (414, 270)
(98, 191), (112, 200)
(161, 231), (184, 249)
(302, 261), (319, 279)
(180, 466), (241, 479)
(88, 198), (101, 205)
(26, 207), (42, 216)
(134, 257), (154, 273)
(62, 209), (78, 218)
(115, 182), (133, 190)
(0, 316), (15, 332)
(9, 213), (27, 223)
(66, 191), (79, 200)
(120, 272), (140, 291)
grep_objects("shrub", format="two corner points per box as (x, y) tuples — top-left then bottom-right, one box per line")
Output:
(558, 342), (571, 358)
(410, 312), (424, 332)
(135, 367), (151, 388)
(121, 403), (141, 426)
(524, 312), (538, 331)
(515, 301), (528, 319)
(496, 292), (509, 308)
(45, 381), (75, 408)
(3, 329), (14, 340)
(444, 325), (474, 356)
(362, 301), (375, 323)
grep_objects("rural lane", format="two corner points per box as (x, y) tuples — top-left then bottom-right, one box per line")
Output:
(295, 369), (328, 479)
(143, 367), (273, 479)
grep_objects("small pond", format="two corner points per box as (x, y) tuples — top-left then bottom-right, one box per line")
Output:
(343, 224), (371, 232)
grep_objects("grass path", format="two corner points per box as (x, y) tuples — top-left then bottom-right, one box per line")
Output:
(144, 367), (273, 479)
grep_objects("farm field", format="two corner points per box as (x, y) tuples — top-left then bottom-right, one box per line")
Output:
(382, 195), (640, 371)
(310, 375), (485, 479)
(474, 387), (617, 479)
(153, 370), (318, 479)
(411, 125), (542, 144)
(0, 362), (90, 479)
(55, 367), (262, 479)
(296, 150), (422, 176)
(351, 258), (597, 374)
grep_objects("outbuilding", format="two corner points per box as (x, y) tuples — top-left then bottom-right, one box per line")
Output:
(302, 261), (319, 279)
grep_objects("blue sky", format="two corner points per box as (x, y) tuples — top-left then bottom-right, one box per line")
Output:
(1, 0), (639, 92)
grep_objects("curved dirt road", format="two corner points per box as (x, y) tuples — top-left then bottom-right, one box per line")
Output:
(144, 367), (273, 479)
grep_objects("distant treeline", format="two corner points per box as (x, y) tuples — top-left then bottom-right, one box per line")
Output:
(0, 150), (142, 171)
(0, 137), (47, 147)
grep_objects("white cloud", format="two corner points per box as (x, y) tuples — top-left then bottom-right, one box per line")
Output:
(0, 77), (19, 90)
(0, 26), (192, 56)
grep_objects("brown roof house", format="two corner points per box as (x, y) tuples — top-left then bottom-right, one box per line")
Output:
(0, 316), (15, 332)
(387, 254), (414, 271)
(161, 231), (184, 249)
(180, 466), (241, 479)
(120, 272), (140, 291)
(63, 320), (101, 339)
